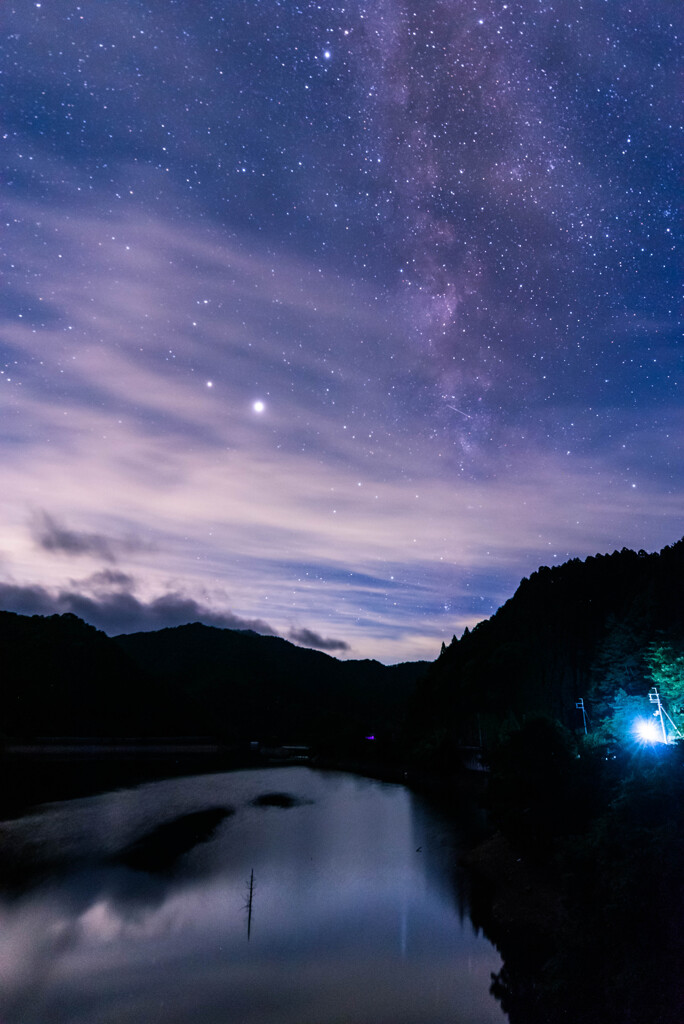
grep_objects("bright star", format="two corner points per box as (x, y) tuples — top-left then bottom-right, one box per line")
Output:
(253, 400), (265, 413)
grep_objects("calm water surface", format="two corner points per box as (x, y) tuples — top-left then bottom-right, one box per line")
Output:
(0, 767), (506, 1023)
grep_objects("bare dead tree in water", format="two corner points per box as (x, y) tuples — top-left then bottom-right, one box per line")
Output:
(243, 869), (255, 940)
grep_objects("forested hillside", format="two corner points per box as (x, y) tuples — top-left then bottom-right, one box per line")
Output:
(404, 538), (684, 1024)
(409, 539), (684, 764)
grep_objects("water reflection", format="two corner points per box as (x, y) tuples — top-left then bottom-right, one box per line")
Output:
(0, 767), (506, 1023)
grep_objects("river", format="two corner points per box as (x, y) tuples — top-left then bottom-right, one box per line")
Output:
(0, 766), (507, 1023)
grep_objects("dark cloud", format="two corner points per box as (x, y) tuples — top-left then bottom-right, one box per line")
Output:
(288, 627), (350, 653)
(0, 582), (348, 652)
(32, 513), (145, 564)
(0, 583), (61, 619)
(0, 583), (276, 637)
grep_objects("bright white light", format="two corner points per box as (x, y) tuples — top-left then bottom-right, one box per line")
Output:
(635, 718), (662, 744)
(252, 400), (265, 414)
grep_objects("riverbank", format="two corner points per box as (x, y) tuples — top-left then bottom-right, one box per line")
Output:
(461, 831), (565, 939)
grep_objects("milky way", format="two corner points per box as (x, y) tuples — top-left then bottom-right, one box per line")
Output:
(1, 1), (681, 661)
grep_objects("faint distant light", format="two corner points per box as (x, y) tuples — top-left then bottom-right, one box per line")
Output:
(634, 718), (662, 744)
(253, 400), (265, 413)
(365, 735), (375, 741)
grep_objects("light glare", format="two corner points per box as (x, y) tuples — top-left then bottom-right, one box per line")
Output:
(635, 718), (662, 744)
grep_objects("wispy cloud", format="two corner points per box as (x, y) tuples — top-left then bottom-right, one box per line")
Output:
(1, 201), (681, 662)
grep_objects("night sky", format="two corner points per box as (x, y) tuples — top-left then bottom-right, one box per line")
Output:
(1, 1), (681, 662)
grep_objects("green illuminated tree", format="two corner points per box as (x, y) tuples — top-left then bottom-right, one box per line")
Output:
(646, 640), (684, 736)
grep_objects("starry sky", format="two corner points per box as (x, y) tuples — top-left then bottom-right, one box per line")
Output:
(1, 1), (681, 663)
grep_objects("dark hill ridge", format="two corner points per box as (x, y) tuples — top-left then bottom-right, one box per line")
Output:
(409, 538), (684, 760)
(114, 622), (426, 744)
(0, 611), (427, 744)
(0, 610), (149, 737)
(1, 537), (682, 753)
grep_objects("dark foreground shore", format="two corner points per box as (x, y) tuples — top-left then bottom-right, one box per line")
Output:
(0, 744), (253, 820)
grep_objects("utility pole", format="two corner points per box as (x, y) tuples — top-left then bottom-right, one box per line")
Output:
(648, 687), (683, 742)
(648, 687), (668, 744)
(575, 698), (589, 735)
